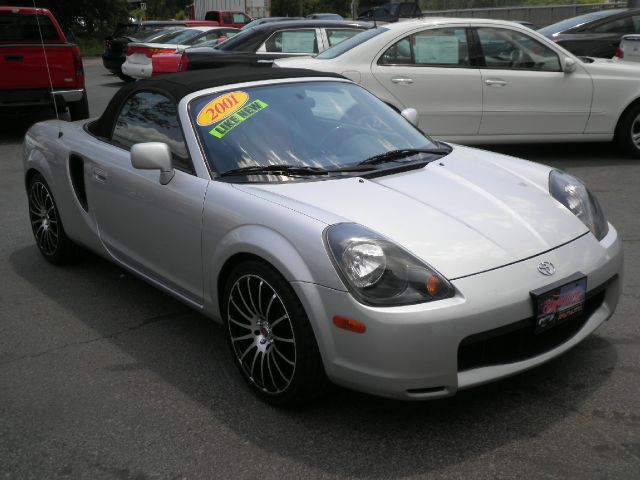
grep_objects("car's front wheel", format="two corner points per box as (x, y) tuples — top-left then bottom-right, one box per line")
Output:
(222, 259), (329, 406)
(615, 103), (640, 158)
(28, 173), (80, 264)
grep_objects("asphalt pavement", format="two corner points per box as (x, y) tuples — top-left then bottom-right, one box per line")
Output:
(0, 57), (638, 479)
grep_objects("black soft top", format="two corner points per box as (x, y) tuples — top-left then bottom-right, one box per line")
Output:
(88, 66), (345, 138)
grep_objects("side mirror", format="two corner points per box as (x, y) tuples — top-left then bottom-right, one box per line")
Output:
(401, 107), (419, 127)
(131, 142), (175, 185)
(563, 57), (577, 73)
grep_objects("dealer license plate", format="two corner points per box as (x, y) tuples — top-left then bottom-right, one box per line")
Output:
(531, 275), (587, 334)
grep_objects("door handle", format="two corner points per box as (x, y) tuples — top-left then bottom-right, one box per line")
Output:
(5, 54), (23, 61)
(484, 79), (507, 87)
(391, 77), (414, 85)
(92, 167), (107, 182)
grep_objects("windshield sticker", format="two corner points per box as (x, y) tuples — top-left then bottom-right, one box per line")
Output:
(196, 91), (250, 126)
(209, 99), (269, 138)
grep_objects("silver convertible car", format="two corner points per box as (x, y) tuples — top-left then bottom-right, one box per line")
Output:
(23, 67), (623, 405)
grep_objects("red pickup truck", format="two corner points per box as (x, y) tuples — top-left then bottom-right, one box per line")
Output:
(0, 7), (88, 120)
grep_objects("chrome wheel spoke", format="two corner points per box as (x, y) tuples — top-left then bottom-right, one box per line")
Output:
(274, 346), (295, 366)
(272, 334), (294, 343)
(230, 300), (254, 322)
(229, 316), (252, 330)
(249, 348), (260, 379)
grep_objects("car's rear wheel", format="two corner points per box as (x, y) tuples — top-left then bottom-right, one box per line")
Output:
(615, 103), (640, 158)
(28, 173), (79, 264)
(222, 259), (329, 406)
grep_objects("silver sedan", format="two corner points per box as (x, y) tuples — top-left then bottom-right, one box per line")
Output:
(23, 67), (623, 405)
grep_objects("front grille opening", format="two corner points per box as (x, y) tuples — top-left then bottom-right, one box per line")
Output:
(457, 282), (609, 372)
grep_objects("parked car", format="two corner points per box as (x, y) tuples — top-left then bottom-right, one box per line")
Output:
(23, 66), (622, 405)
(122, 26), (239, 79)
(102, 20), (220, 81)
(150, 19), (372, 77)
(614, 34), (640, 62)
(538, 8), (640, 58)
(306, 13), (344, 20)
(276, 17), (640, 157)
(204, 10), (252, 28)
(0, 6), (88, 120)
(357, 2), (422, 23)
(243, 16), (304, 29)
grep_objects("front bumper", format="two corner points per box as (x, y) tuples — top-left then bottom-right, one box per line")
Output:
(293, 227), (623, 400)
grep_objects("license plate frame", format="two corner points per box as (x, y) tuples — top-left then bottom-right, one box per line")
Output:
(530, 273), (587, 334)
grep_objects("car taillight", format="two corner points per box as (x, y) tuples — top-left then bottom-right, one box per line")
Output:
(104, 37), (110, 50)
(72, 46), (84, 83)
(127, 46), (175, 58)
(614, 47), (624, 59)
(178, 51), (189, 72)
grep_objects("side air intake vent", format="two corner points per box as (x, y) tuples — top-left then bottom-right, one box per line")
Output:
(69, 155), (88, 212)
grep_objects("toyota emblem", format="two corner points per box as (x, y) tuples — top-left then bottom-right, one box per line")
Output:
(537, 261), (556, 276)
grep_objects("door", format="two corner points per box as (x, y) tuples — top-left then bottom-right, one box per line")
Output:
(85, 90), (207, 305)
(370, 26), (483, 137)
(475, 26), (592, 136)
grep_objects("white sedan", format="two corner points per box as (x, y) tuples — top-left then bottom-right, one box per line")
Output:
(276, 17), (640, 157)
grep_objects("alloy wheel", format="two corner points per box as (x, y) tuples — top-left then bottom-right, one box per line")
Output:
(29, 181), (59, 256)
(226, 274), (297, 394)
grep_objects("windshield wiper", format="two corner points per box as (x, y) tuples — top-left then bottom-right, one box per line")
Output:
(220, 164), (330, 177)
(359, 148), (450, 166)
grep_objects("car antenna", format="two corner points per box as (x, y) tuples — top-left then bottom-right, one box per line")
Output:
(31, 0), (63, 138)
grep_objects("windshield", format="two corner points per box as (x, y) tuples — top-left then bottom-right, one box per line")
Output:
(159, 28), (204, 45)
(538, 9), (624, 35)
(317, 27), (387, 59)
(190, 81), (437, 180)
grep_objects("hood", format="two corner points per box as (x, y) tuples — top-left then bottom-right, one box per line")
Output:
(583, 56), (640, 75)
(235, 146), (588, 279)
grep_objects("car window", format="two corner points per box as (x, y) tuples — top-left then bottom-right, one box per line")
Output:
(325, 28), (362, 47)
(0, 11), (59, 41)
(190, 30), (222, 45)
(476, 27), (561, 72)
(111, 91), (192, 172)
(163, 29), (204, 44)
(379, 27), (469, 66)
(264, 29), (318, 53)
(591, 16), (634, 34)
(223, 12), (233, 24)
(233, 13), (250, 24)
(317, 27), (387, 59)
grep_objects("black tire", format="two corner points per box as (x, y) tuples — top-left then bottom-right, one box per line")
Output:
(116, 71), (135, 82)
(222, 259), (330, 406)
(615, 103), (640, 158)
(27, 173), (80, 265)
(67, 90), (89, 121)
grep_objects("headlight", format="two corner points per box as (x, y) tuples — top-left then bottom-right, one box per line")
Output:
(324, 223), (454, 306)
(549, 170), (608, 241)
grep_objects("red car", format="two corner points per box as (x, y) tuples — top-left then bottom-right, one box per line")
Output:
(0, 6), (88, 119)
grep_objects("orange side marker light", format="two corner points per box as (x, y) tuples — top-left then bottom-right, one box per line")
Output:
(333, 316), (366, 334)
